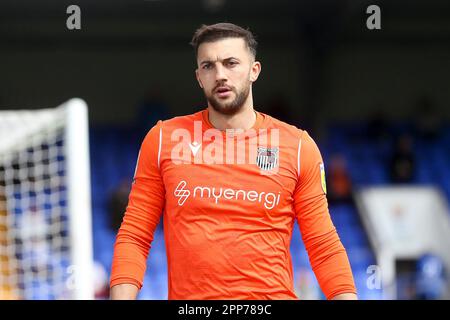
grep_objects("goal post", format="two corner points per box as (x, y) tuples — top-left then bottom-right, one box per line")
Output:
(65, 98), (94, 300)
(0, 98), (94, 300)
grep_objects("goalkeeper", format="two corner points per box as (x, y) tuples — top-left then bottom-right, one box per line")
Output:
(110, 22), (357, 300)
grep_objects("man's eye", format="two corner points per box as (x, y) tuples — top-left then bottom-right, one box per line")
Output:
(227, 61), (238, 67)
(202, 64), (212, 70)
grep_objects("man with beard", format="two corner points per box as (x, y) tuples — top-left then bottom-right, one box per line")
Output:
(110, 23), (357, 300)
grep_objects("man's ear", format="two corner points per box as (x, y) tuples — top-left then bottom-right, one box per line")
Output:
(250, 61), (261, 82)
(195, 69), (204, 88)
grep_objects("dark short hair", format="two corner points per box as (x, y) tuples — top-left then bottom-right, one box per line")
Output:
(190, 22), (257, 59)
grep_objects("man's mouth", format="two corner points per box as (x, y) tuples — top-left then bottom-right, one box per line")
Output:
(215, 86), (232, 98)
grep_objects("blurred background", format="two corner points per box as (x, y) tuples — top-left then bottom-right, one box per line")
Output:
(1, 0), (450, 299)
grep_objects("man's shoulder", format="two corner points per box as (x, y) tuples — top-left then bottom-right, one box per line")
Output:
(159, 110), (204, 129)
(141, 110), (203, 143)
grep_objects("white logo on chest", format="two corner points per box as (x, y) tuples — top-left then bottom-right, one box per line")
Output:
(188, 141), (201, 156)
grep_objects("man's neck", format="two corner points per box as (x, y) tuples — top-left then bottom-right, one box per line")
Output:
(207, 101), (256, 131)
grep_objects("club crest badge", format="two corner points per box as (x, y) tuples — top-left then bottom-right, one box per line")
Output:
(256, 147), (279, 171)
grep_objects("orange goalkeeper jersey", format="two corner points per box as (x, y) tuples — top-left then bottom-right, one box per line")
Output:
(110, 109), (356, 299)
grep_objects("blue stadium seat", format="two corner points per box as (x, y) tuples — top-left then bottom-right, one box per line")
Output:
(347, 246), (376, 271)
(338, 225), (370, 249)
(329, 204), (360, 227)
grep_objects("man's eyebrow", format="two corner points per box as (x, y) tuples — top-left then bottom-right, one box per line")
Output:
(223, 57), (240, 62)
(200, 59), (214, 65)
(200, 57), (240, 65)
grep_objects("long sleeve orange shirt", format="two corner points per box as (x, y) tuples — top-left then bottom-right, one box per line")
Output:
(110, 109), (356, 299)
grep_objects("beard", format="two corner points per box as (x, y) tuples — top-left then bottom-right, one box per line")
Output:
(205, 82), (250, 116)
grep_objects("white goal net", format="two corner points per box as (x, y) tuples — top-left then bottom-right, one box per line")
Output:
(0, 98), (93, 300)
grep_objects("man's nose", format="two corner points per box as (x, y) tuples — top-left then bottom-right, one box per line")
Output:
(215, 64), (227, 82)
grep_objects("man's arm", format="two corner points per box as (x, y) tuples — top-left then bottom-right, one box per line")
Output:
(331, 293), (358, 300)
(110, 121), (166, 299)
(110, 284), (139, 300)
(294, 131), (357, 300)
